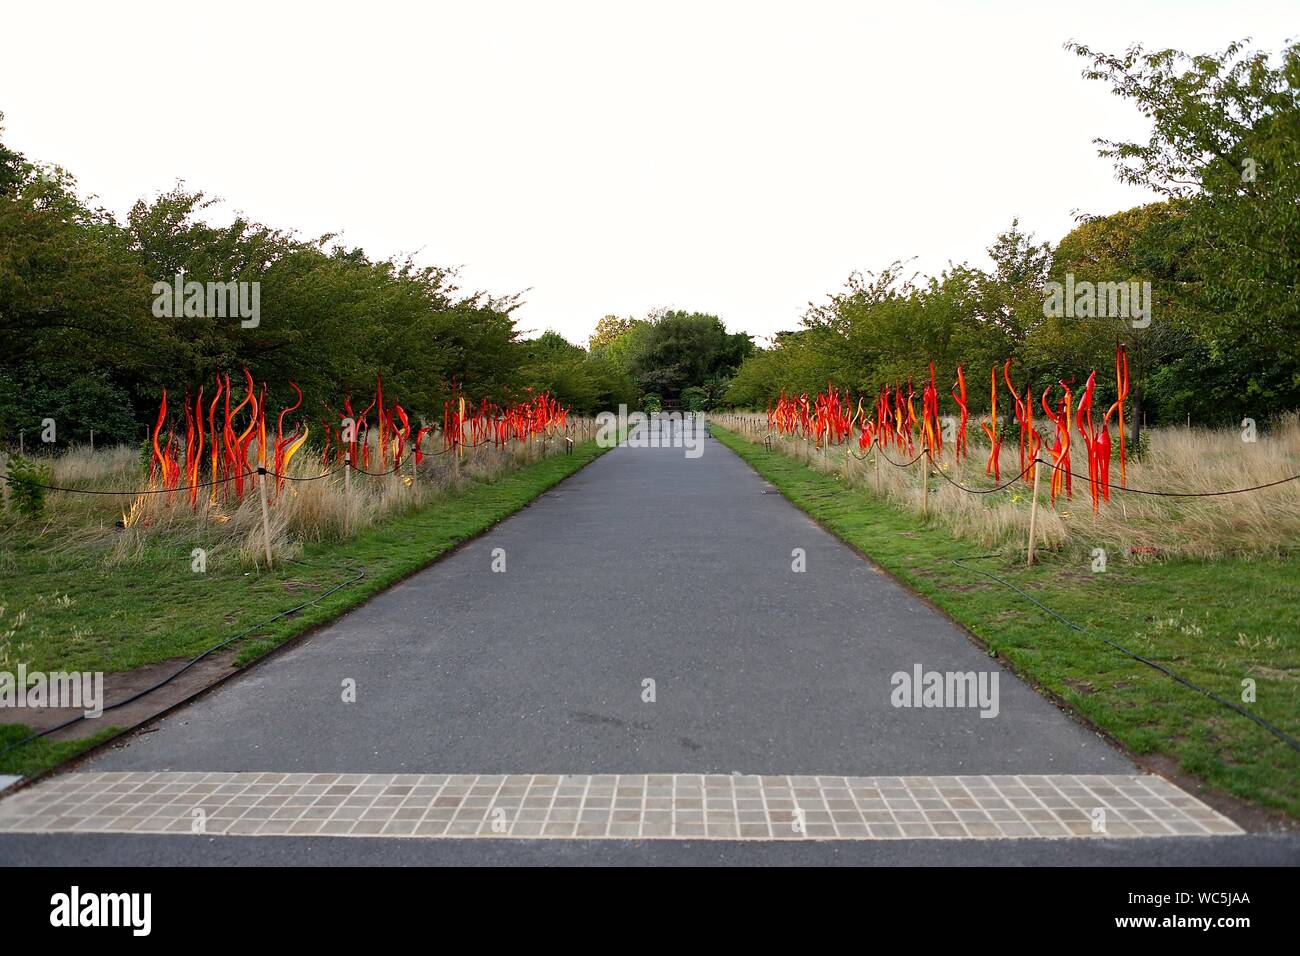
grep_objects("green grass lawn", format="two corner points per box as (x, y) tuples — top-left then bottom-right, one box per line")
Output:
(0, 440), (610, 775)
(0, 725), (120, 778)
(713, 426), (1300, 820)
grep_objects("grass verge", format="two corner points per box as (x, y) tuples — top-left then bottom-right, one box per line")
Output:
(713, 426), (1300, 821)
(0, 725), (120, 778)
(0, 439), (610, 775)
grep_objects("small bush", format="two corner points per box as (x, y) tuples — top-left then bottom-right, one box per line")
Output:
(6, 454), (50, 518)
(680, 386), (708, 412)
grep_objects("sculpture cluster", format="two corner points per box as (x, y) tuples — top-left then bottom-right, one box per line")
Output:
(767, 346), (1131, 510)
(145, 373), (570, 507)
(440, 385), (569, 454)
(148, 369), (312, 507)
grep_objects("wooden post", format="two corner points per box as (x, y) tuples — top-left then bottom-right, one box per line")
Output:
(257, 468), (274, 567)
(90, 429), (94, 452)
(344, 451), (352, 536)
(921, 451), (929, 516)
(875, 444), (882, 495)
(1027, 458), (1042, 566)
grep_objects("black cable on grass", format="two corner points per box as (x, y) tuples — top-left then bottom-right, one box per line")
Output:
(952, 554), (1300, 753)
(0, 561), (367, 758)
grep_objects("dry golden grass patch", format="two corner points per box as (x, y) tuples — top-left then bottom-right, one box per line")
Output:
(2, 421), (594, 570)
(717, 412), (1300, 559)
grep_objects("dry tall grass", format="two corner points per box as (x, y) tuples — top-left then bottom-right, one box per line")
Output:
(716, 412), (1300, 560)
(2, 420), (595, 570)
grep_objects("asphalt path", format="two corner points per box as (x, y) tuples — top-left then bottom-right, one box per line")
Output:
(80, 434), (1126, 776)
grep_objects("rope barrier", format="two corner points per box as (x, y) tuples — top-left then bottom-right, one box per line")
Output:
(1040, 460), (1300, 498)
(267, 466), (343, 482)
(874, 445), (928, 469)
(0, 470), (254, 497)
(929, 455), (1040, 494)
(349, 460), (407, 478)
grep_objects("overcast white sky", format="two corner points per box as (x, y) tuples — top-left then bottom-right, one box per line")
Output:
(2, 1), (1294, 345)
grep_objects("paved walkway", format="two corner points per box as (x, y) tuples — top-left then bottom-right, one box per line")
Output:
(0, 771), (1238, 841)
(0, 433), (1288, 864)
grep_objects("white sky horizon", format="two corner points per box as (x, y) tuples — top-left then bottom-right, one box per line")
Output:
(3, 1), (1294, 347)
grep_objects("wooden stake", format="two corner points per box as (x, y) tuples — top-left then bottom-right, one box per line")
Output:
(344, 452), (352, 536)
(1027, 458), (1041, 566)
(875, 444), (882, 495)
(921, 452), (929, 516)
(257, 468), (274, 567)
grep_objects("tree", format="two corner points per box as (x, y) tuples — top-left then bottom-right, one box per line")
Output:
(0, 111), (26, 198)
(1068, 39), (1300, 361)
(0, 165), (162, 442)
(597, 318), (653, 379)
(588, 314), (634, 350)
(629, 311), (753, 398)
(516, 330), (638, 414)
(0, 367), (138, 446)
(0, 155), (542, 441)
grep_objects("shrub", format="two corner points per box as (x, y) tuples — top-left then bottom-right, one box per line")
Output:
(5, 454), (49, 518)
(680, 386), (708, 412)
